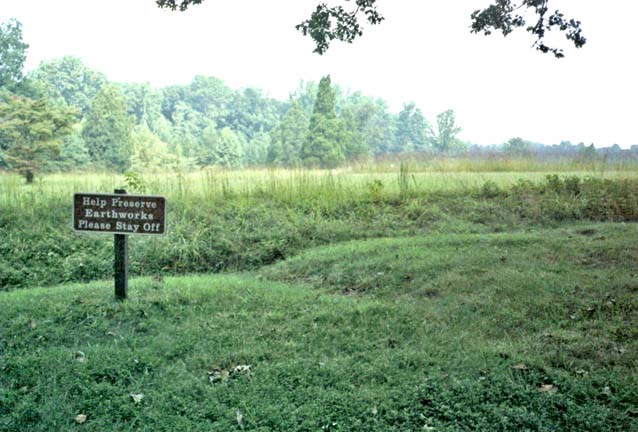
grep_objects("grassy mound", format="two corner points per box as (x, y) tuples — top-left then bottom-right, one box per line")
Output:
(2, 172), (638, 290)
(2, 225), (637, 430)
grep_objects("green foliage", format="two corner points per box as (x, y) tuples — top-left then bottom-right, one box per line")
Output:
(29, 56), (107, 116)
(0, 94), (77, 182)
(158, 1), (585, 58)
(0, 19), (28, 91)
(504, 137), (532, 156)
(429, 109), (463, 153)
(122, 171), (147, 193)
(394, 102), (429, 153)
(302, 76), (347, 167)
(295, 0), (384, 54)
(197, 126), (244, 168)
(267, 98), (308, 166)
(2, 168), (638, 289)
(130, 122), (176, 171)
(471, 0), (586, 58)
(119, 82), (163, 126)
(82, 85), (133, 172)
(55, 125), (90, 170)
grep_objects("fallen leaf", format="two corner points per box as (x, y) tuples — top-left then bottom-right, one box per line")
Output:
(539, 384), (558, 394)
(512, 364), (528, 371)
(75, 414), (87, 424)
(208, 369), (230, 383)
(236, 409), (244, 429)
(130, 393), (144, 404)
(233, 365), (251, 375)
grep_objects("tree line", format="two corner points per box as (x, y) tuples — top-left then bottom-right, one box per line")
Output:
(1, 18), (630, 184)
(0, 19), (467, 181)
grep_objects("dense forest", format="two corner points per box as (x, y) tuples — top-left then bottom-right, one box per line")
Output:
(1, 18), (636, 183)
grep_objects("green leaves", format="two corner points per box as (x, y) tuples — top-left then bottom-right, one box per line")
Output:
(0, 19), (29, 90)
(0, 93), (77, 182)
(471, 0), (586, 58)
(295, 0), (384, 54)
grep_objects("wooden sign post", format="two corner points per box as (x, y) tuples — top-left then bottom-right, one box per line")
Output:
(113, 189), (129, 300)
(73, 190), (167, 300)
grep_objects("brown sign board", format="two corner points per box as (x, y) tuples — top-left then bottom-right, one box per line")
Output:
(73, 192), (167, 235)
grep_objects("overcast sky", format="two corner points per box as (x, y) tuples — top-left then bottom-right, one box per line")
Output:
(3, 0), (637, 147)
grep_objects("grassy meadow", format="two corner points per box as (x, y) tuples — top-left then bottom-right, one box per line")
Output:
(1, 158), (637, 430)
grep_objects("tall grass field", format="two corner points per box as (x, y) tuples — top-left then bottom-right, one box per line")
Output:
(1, 159), (637, 430)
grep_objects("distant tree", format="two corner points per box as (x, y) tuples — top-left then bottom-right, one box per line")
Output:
(170, 100), (206, 157)
(186, 75), (233, 120)
(157, 1), (585, 58)
(429, 109), (463, 153)
(82, 85), (133, 171)
(244, 131), (271, 165)
(577, 142), (597, 161)
(55, 125), (90, 170)
(268, 98), (308, 165)
(130, 122), (175, 170)
(503, 137), (532, 156)
(0, 19), (29, 91)
(198, 125), (243, 167)
(119, 82), (163, 126)
(366, 99), (396, 156)
(339, 92), (379, 160)
(394, 102), (429, 153)
(301, 75), (346, 167)
(224, 87), (283, 141)
(0, 93), (77, 182)
(29, 56), (107, 116)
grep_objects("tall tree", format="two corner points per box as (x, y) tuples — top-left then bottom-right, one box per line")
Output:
(0, 19), (28, 91)
(340, 92), (379, 160)
(301, 75), (346, 167)
(394, 102), (429, 153)
(29, 56), (107, 116)
(0, 93), (77, 182)
(429, 109), (463, 153)
(157, 1), (585, 58)
(503, 137), (532, 156)
(267, 98), (308, 166)
(82, 85), (133, 171)
(366, 98), (396, 156)
(198, 125), (243, 167)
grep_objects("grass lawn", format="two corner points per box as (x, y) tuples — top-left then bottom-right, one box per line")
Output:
(1, 223), (637, 431)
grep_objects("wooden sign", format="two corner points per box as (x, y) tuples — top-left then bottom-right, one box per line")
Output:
(73, 192), (166, 235)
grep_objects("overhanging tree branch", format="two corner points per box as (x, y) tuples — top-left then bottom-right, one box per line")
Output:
(156, 0), (586, 57)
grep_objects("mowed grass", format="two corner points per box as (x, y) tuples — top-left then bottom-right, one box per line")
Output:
(2, 224), (637, 431)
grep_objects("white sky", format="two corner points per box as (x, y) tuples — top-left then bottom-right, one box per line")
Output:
(2, 0), (637, 147)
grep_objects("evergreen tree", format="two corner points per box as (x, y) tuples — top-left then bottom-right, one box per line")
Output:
(301, 75), (346, 167)
(268, 98), (308, 165)
(82, 85), (133, 171)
